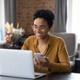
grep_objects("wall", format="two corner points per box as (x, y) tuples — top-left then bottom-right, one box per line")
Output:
(16, 0), (55, 34)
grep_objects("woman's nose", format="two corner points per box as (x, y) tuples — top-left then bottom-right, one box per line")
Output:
(36, 27), (41, 33)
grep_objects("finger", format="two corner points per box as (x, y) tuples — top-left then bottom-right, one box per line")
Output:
(34, 58), (37, 65)
(44, 57), (49, 62)
(34, 58), (40, 65)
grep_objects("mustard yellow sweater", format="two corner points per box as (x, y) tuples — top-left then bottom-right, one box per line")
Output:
(21, 35), (71, 73)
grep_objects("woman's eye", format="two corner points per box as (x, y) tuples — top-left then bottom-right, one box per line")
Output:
(40, 26), (45, 29)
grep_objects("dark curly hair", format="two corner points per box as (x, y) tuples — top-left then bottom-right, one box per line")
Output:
(33, 9), (55, 28)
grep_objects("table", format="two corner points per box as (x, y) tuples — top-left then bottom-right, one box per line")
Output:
(0, 73), (80, 80)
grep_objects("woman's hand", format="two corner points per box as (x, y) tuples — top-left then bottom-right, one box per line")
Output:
(34, 57), (52, 69)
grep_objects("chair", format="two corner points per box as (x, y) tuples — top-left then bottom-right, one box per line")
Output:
(51, 32), (79, 71)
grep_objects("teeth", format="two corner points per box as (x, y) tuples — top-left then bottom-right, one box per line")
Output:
(36, 34), (41, 36)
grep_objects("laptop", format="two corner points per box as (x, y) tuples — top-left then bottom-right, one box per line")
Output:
(0, 49), (46, 79)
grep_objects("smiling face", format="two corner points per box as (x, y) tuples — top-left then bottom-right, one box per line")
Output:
(32, 18), (51, 40)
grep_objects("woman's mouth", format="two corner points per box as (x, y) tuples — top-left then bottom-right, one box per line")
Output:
(36, 33), (42, 37)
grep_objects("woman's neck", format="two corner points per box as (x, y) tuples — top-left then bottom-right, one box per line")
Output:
(38, 35), (49, 45)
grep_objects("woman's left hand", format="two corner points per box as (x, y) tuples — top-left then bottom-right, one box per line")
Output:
(39, 57), (51, 69)
(34, 56), (52, 69)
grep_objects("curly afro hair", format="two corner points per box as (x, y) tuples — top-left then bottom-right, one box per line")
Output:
(33, 9), (55, 28)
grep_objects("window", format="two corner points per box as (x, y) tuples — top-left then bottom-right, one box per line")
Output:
(67, 0), (80, 43)
(0, 0), (6, 44)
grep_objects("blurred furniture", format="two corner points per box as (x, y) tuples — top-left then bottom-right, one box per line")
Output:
(0, 34), (32, 49)
(74, 58), (80, 73)
(0, 44), (5, 48)
(51, 32), (79, 72)
(15, 34), (32, 49)
(0, 42), (6, 48)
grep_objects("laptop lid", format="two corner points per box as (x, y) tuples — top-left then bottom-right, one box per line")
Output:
(0, 49), (35, 79)
(0, 49), (46, 79)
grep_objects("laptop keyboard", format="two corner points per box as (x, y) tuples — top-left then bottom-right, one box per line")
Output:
(35, 75), (40, 77)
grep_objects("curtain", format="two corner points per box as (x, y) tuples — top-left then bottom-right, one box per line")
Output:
(4, 0), (17, 27)
(54, 0), (67, 32)
(67, 0), (80, 43)
(0, 0), (5, 44)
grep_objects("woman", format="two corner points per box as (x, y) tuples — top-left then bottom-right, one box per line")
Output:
(21, 9), (71, 73)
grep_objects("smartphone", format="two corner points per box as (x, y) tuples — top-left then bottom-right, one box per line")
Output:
(34, 53), (44, 61)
